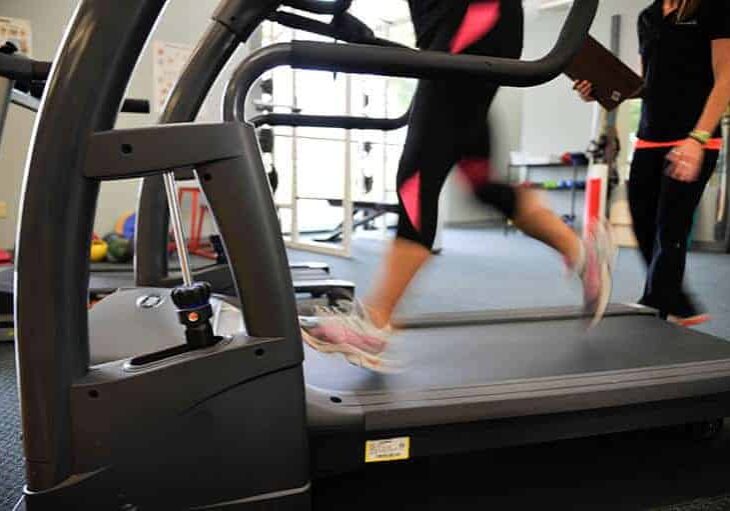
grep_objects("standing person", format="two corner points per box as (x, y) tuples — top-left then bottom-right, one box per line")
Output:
(301, 0), (614, 372)
(575, 0), (730, 326)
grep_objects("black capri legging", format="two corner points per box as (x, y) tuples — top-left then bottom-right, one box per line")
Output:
(397, 0), (524, 249)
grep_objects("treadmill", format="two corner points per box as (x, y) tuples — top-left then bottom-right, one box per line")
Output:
(13, 0), (730, 509)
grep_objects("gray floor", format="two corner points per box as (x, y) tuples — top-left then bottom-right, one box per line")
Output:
(2, 227), (730, 510)
(0, 343), (20, 510)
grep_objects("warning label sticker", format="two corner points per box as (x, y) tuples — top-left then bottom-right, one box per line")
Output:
(365, 437), (411, 463)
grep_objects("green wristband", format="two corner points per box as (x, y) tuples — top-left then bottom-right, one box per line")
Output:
(689, 130), (711, 146)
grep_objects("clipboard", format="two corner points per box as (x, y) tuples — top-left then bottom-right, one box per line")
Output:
(564, 35), (644, 111)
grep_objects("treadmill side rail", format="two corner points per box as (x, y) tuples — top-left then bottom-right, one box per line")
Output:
(310, 391), (730, 477)
(354, 360), (730, 430)
(394, 303), (656, 329)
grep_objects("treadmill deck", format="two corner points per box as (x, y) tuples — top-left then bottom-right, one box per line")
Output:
(305, 312), (730, 430)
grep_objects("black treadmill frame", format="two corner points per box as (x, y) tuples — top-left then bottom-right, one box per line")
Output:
(311, 390), (730, 477)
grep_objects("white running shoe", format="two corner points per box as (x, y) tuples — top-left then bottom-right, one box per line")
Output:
(579, 220), (615, 329)
(299, 301), (399, 373)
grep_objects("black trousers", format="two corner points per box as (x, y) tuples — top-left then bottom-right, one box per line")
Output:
(397, 0), (523, 249)
(628, 147), (719, 317)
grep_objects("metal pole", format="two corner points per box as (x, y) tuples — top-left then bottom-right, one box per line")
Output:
(571, 162), (578, 224)
(163, 172), (194, 285)
(342, 73), (353, 257)
(720, 109), (730, 252)
(291, 46), (300, 244)
(381, 23), (390, 238)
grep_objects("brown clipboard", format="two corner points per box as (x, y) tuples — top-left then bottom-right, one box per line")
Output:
(564, 35), (645, 111)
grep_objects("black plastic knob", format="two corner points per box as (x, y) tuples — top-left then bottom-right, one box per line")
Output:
(171, 282), (217, 349)
(171, 281), (212, 309)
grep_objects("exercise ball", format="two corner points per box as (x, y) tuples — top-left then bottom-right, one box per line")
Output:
(90, 239), (108, 263)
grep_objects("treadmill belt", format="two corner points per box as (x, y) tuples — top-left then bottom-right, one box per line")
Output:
(0, 266), (134, 296)
(304, 314), (730, 394)
(89, 272), (135, 293)
(1, 265), (339, 297)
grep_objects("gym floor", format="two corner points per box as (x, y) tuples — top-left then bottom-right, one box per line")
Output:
(2, 226), (730, 510)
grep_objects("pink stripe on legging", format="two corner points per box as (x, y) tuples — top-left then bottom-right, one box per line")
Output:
(450, 1), (501, 54)
(399, 172), (422, 231)
(458, 158), (492, 188)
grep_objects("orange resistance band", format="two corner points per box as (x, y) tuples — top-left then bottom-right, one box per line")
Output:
(635, 138), (723, 151)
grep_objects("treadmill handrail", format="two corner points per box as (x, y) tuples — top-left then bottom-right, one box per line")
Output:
(269, 11), (404, 49)
(0, 52), (51, 82)
(254, 10), (411, 131)
(10, 88), (41, 112)
(281, 0), (352, 15)
(224, 0), (598, 123)
(3, 54), (151, 114)
(249, 108), (410, 130)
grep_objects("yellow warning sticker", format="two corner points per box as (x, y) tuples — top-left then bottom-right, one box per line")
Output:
(365, 437), (411, 463)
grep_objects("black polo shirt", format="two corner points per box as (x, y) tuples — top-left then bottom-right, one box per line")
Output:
(638, 0), (730, 141)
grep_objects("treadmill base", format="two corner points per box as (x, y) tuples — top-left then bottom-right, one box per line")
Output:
(311, 391), (730, 477)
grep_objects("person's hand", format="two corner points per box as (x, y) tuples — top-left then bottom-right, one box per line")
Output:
(666, 138), (704, 182)
(573, 80), (595, 102)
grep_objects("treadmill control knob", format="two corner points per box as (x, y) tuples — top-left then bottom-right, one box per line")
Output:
(171, 282), (218, 349)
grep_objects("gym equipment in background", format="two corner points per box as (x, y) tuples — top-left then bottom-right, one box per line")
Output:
(103, 233), (134, 264)
(315, 199), (399, 243)
(505, 152), (589, 233)
(90, 236), (109, 263)
(113, 211), (137, 241)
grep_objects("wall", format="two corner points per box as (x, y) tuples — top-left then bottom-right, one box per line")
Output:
(0, 0), (251, 249)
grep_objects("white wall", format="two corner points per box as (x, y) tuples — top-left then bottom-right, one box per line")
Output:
(0, 0), (252, 249)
